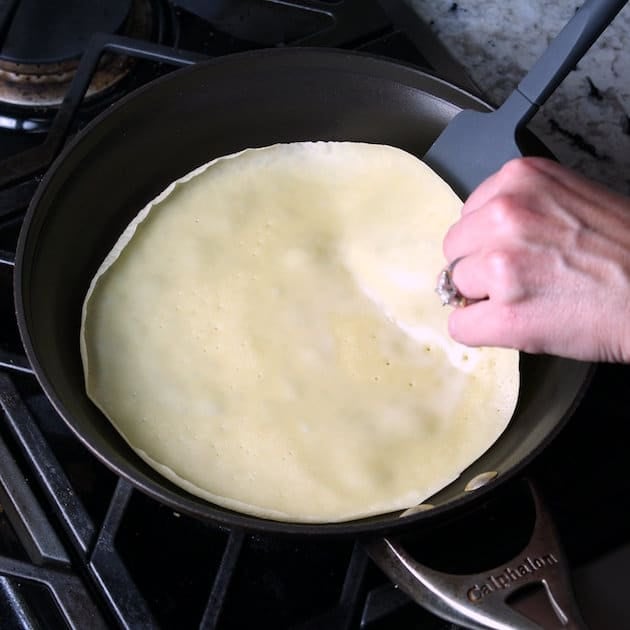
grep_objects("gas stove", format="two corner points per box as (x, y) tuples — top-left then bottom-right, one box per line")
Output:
(1, 2), (630, 628)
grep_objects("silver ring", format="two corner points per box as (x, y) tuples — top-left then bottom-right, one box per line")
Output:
(435, 257), (472, 308)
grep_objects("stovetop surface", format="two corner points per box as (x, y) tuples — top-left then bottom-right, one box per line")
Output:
(0, 2), (629, 629)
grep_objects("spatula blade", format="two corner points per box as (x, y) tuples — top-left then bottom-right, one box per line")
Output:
(423, 92), (531, 200)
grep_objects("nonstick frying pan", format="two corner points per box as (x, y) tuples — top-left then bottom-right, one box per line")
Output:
(15, 49), (592, 626)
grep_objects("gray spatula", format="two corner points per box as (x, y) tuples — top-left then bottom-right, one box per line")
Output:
(424, 0), (627, 199)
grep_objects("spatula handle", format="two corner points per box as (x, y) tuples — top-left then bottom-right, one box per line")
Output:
(422, 0), (626, 198)
(517, 0), (627, 109)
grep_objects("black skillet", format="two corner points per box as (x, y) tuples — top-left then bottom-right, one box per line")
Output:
(15, 50), (592, 627)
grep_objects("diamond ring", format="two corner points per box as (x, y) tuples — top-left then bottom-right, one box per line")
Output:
(435, 257), (475, 308)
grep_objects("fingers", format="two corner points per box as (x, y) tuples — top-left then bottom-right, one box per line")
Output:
(443, 157), (590, 263)
(447, 301), (508, 348)
(460, 158), (545, 216)
(441, 159), (552, 316)
(445, 159), (551, 262)
(443, 194), (536, 261)
(444, 254), (487, 302)
(447, 301), (536, 352)
(438, 156), (630, 361)
(467, 156), (629, 225)
(447, 249), (530, 305)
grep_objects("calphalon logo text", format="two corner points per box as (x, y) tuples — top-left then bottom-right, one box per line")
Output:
(467, 554), (558, 602)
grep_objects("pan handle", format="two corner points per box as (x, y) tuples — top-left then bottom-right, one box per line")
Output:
(366, 479), (587, 630)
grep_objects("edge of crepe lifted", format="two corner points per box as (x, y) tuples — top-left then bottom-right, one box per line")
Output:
(80, 142), (519, 523)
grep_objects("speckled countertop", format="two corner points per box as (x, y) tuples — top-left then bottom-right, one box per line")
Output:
(406, 0), (630, 195)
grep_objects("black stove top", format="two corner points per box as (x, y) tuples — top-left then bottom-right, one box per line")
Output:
(1, 2), (629, 629)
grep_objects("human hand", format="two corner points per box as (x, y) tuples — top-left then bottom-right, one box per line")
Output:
(441, 157), (630, 362)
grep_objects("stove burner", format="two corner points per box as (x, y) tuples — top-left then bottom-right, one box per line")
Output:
(0, 0), (155, 107)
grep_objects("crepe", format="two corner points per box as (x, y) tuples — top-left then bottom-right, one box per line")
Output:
(80, 142), (519, 523)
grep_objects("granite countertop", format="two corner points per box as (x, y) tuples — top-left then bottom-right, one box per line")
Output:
(406, 0), (630, 195)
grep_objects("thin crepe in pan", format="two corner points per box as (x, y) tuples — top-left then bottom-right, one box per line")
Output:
(80, 142), (519, 523)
